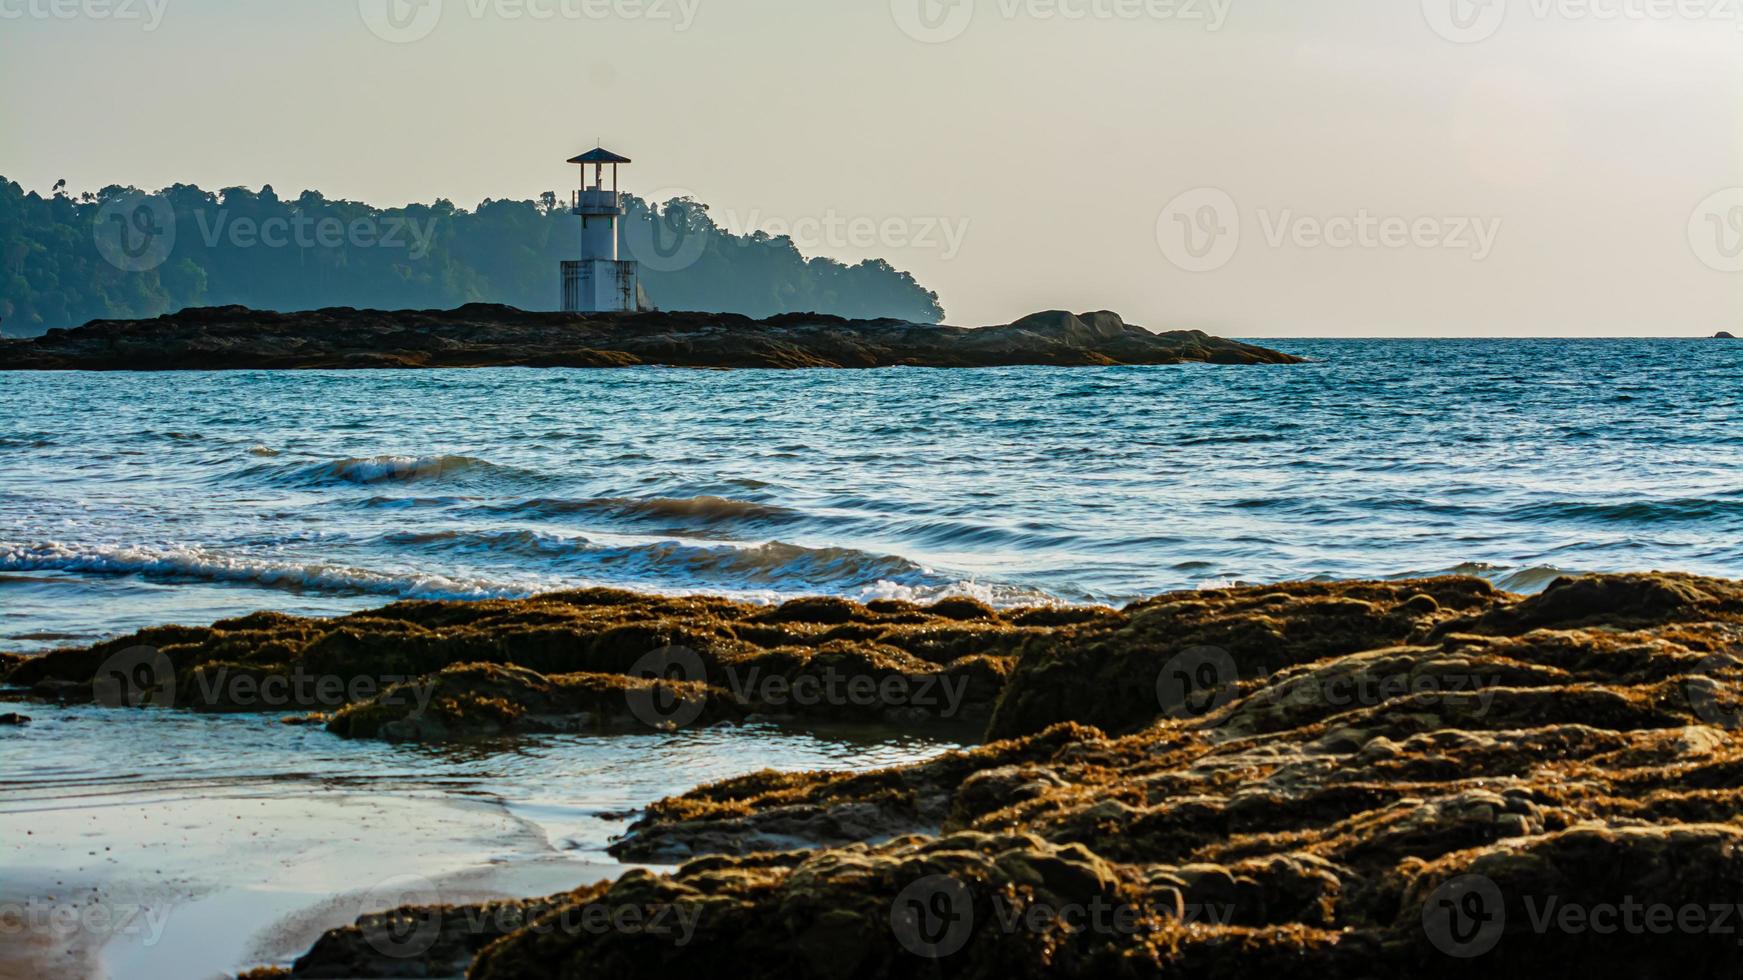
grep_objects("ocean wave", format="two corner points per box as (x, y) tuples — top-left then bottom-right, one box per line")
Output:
(1173, 432), (1288, 446)
(236, 454), (530, 488)
(353, 495), (476, 511)
(385, 528), (941, 591)
(612, 539), (935, 589)
(1510, 498), (1743, 526)
(492, 492), (1087, 551)
(856, 576), (1064, 608)
(480, 495), (801, 526)
(1404, 562), (1573, 594)
(0, 542), (522, 601)
(0, 533), (1061, 611)
(408, 530), (1064, 606)
(882, 517), (1084, 551)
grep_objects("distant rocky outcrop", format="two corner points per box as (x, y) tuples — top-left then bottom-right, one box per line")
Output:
(1717, 331), (1736, 339)
(0, 305), (1301, 370)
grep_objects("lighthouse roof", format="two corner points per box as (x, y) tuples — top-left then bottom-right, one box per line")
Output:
(568, 148), (632, 164)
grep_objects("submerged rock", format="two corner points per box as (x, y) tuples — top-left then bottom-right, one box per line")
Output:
(0, 712), (28, 725)
(0, 305), (1303, 371)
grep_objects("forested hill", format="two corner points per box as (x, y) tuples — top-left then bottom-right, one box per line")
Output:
(0, 180), (946, 337)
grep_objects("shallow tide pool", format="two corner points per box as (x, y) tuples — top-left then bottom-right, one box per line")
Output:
(0, 703), (964, 978)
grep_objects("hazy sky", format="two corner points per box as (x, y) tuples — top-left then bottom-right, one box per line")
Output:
(3, 0), (1739, 334)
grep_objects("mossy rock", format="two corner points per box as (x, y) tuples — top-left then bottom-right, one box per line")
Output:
(327, 662), (746, 741)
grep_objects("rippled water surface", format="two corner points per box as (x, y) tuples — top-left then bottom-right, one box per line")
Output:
(2, 339), (1741, 650)
(0, 703), (963, 976)
(0, 703), (960, 855)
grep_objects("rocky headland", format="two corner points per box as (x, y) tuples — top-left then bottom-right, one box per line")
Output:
(9, 572), (1743, 978)
(0, 305), (1301, 371)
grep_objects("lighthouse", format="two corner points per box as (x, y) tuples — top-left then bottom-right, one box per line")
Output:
(561, 147), (640, 313)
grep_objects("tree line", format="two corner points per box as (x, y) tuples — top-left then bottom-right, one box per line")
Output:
(0, 179), (946, 336)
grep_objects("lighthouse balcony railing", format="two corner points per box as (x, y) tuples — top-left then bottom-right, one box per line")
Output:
(572, 189), (621, 214)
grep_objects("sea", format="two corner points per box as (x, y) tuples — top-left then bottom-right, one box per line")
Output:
(2, 338), (1740, 653)
(3, 338), (1741, 976)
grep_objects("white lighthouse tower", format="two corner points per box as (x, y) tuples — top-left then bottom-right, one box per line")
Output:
(561, 147), (640, 313)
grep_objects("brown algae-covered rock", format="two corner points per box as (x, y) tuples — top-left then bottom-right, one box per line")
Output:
(985, 576), (1505, 739)
(326, 662), (744, 740)
(428, 575), (1743, 977)
(28, 572), (1743, 977)
(288, 891), (584, 979)
(4, 589), (1053, 731)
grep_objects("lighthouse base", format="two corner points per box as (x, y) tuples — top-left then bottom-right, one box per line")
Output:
(561, 260), (640, 313)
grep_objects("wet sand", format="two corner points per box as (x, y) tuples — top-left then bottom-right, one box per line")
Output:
(1, 787), (628, 979)
(0, 701), (960, 979)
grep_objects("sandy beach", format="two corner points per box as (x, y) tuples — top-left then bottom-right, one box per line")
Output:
(0, 694), (961, 979)
(0, 778), (627, 978)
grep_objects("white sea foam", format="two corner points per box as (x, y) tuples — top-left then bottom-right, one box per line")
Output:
(0, 542), (525, 602)
(0, 532), (1075, 620)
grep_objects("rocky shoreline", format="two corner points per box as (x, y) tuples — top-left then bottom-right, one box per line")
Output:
(9, 572), (1743, 977)
(0, 305), (1301, 371)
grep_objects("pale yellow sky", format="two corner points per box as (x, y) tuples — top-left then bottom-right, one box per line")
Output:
(2, 0), (1739, 334)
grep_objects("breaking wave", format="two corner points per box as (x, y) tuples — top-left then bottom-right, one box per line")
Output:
(0, 535), (1054, 610)
(1402, 562), (1574, 594)
(236, 454), (531, 488)
(0, 542), (523, 601)
(384, 528), (946, 592)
